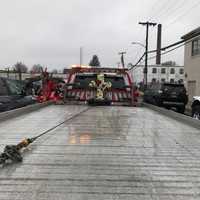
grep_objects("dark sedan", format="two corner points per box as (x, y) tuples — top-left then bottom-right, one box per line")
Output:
(0, 77), (36, 112)
(143, 83), (188, 113)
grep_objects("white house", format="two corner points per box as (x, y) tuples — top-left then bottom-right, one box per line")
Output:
(131, 63), (184, 85)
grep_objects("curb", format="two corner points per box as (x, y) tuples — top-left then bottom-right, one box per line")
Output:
(142, 102), (200, 129)
(0, 101), (52, 122)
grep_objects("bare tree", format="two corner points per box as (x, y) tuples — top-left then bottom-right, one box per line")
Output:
(13, 62), (28, 73)
(52, 69), (58, 74)
(31, 64), (43, 73)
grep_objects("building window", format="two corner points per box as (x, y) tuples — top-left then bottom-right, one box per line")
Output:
(161, 78), (165, 83)
(170, 79), (174, 83)
(170, 68), (175, 74)
(179, 68), (184, 74)
(192, 38), (200, 56)
(152, 78), (156, 83)
(178, 79), (183, 83)
(161, 68), (166, 74)
(152, 68), (157, 74)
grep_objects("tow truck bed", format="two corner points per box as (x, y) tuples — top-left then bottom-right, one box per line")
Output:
(0, 105), (200, 199)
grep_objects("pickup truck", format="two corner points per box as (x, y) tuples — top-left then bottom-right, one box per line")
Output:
(64, 67), (135, 106)
(143, 83), (188, 113)
(0, 77), (36, 112)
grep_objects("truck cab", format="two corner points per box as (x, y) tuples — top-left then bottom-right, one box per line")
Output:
(64, 67), (135, 106)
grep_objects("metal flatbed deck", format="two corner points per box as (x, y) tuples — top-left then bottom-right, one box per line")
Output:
(0, 105), (200, 200)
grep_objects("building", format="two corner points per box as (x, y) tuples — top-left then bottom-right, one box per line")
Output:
(131, 63), (184, 85)
(181, 27), (200, 104)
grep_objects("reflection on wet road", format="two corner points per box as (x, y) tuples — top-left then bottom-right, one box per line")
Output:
(68, 133), (91, 145)
(0, 105), (200, 199)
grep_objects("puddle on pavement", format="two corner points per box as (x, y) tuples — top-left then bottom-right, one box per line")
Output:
(68, 133), (91, 145)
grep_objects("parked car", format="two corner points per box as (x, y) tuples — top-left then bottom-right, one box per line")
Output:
(0, 77), (36, 112)
(143, 83), (188, 113)
(191, 96), (200, 119)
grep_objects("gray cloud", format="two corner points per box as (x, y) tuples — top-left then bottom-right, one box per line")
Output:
(0, 0), (199, 70)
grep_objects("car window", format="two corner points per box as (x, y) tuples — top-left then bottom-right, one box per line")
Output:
(73, 74), (125, 89)
(5, 79), (23, 95)
(0, 79), (8, 95)
(162, 84), (186, 93)
(104, 75), (125, 89)
(74, 74), (97, 89)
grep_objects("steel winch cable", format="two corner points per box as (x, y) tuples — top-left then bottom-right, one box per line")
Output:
(0, 107), (91, 167)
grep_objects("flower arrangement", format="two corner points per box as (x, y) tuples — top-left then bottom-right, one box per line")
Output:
(89, 73), (112, 100)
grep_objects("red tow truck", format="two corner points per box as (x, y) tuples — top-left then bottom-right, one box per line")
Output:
(64, 66), (138, 106)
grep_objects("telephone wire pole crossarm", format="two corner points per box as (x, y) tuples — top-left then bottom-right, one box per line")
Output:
(139, 21), (157, 88)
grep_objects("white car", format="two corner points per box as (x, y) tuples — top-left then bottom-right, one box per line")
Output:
(191, 96), (200, 119)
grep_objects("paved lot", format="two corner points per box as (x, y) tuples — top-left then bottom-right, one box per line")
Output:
(0, 105), (200, 199)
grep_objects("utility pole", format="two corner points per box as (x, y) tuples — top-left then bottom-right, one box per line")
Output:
(80, 47), (83, 67)
(119, 52), (126, 68)
(156, 24), (162, 65)
(139, 21), (157, 88)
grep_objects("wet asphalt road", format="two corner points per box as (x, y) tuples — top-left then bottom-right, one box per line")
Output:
(0, 105), (200, 199)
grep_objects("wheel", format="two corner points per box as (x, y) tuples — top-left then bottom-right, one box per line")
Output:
(177, 106), (185, 114)
(165, 106), (170, 110)
(192, 105), (200, 120)
(154, 97), (162, 107)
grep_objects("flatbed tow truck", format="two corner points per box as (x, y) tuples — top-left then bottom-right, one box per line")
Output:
(0, 67), (200, 200)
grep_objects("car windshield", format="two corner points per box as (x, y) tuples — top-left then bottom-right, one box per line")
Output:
(104, 75), (125, 89)
(73, 74), (125, 89)
(73, 74), (97, 89)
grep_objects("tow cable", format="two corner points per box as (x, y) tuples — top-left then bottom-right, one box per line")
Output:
(0, 107), (90, 167)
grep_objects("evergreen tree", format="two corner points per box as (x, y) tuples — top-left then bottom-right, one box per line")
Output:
(89, 55), (100, 67)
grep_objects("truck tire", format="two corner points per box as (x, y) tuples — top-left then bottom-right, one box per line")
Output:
(192, 105), (200, 120)
(177, 106), (185, 114)
(155, 98), (162, 107)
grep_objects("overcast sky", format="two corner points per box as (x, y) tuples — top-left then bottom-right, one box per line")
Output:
(0, 0), (200, 70)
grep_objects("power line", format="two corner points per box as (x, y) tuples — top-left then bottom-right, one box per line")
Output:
(128, 53), (145, 71)
(147, 43), (185, 62)
(165, 0), (200, 29)
(147, 0), (171, 21)
(155, 0), (187, 22)
(131, 44), (145, 64)
(149, 31), (200, 54)
(147, 0), (199, 32)
(129, 32), (200, 70)
(151, 0), (177, 21)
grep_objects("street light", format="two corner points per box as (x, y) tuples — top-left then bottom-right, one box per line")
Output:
(131, 42), (145, 48)
(131, 42), (146, 86)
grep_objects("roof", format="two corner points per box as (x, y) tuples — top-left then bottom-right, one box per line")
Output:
(181, 26), (200, 40)
(69, 67), (129, 74)
(133, 65), (183, 68)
